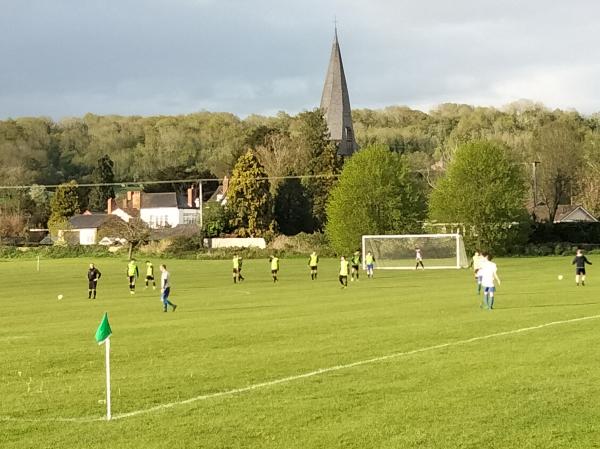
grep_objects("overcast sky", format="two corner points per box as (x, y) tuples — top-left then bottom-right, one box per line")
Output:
(2, 0), (600, 120)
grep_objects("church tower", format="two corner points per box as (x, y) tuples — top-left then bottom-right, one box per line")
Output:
(320, 27), (358, 156)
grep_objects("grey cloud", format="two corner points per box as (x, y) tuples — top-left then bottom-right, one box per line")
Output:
(1, 0), (600, 118)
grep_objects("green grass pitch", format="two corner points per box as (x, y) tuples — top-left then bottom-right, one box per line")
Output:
(2, 256), (600, 448)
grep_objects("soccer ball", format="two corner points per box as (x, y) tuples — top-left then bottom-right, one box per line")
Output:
(558, 275), (563, 281)
(57, 294), (63, 300)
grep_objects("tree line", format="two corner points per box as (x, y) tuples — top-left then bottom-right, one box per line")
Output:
(1, 101), (599, 249)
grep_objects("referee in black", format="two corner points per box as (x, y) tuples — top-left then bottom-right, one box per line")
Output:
(87, 263), (102, 299)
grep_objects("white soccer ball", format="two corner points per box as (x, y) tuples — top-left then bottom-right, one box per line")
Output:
(57, 294), (63, 300)
(558, 275), (563, 281)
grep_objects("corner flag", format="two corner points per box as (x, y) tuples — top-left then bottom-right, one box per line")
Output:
(94, 312), (113, 420)
(95, 313), (112, 345)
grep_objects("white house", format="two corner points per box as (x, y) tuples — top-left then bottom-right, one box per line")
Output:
(108, 188), (201, 229)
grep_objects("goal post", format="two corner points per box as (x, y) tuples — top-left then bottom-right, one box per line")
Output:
(361, 234), (469, 270)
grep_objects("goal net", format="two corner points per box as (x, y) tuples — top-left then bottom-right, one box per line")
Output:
(362, 234), (469, 270)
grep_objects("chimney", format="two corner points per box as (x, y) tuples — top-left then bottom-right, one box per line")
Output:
(107, 198), (113, 214)
(132, 191), (141, 210)
(187, 187), (193, 208)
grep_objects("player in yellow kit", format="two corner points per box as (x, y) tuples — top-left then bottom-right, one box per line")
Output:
(308, 251), (319, 280)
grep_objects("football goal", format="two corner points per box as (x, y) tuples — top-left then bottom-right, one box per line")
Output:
(362, 234), (469, 270)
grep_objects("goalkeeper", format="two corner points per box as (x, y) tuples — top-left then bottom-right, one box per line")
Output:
(365, 251), (375, 278)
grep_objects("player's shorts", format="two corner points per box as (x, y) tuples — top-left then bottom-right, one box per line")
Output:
(271, 269), (278, 275)
(339, 275), (348, 281)
(128, 275), (136, 284)
(310, 265), (318, 271)
(146, 275), (154, 281)
(232, 268), (239, 274)
(576, 268), (586, 275)
(161, 287), (171, 301)
(88, 280), (98, 289)
(351, 264), (359, 271)
(483, 286), (495, 293)
(367, 264), (374, 270)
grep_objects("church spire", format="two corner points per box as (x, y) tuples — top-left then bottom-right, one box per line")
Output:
(320, 26), (358, 156)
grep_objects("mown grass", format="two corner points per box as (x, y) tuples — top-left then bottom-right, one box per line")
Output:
(1, 256), (599, 448)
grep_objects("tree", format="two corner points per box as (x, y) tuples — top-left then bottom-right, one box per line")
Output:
(48, 181), (80, 235)
(573, 131), (600, 217)
(326, 145), (426, 254)
(28, 184), (50, 227)
(274, 178), (312, 235)
(226, 150), (275, 237)
(294, 110), (343, 231)
(255, 133), (308, 192)
(0, 213), (27, 241)
(531, 121), (584, 221)
(88, 155), (116, 211)
(429, 141), (529, 253)
(98, 217), (150, 259)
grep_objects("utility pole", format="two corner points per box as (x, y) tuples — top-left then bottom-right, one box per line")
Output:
(532, 161), (540, 207)
(531, 161), (540, 221)
(198, 181), (203, 230)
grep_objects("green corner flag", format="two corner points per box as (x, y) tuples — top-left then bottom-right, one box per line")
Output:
(95, 312), (112, 345)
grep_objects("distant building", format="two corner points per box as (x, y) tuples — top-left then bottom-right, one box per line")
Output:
(67, 213), (125, 245)
(553, 205), (598, 223)
(108, 187), (200, 229)
(320, 27), (358, 157)
(207, 175), (229, 206)
(530, 204), (598, 223)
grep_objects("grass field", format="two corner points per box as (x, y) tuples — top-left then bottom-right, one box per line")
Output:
(2, 256), (600, 449)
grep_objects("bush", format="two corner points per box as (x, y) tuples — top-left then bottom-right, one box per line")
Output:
(530, 222), (600, 244)
(202, 203), (232, 238)
(165, 234), (205, 256)
(268, 232), (335, 256)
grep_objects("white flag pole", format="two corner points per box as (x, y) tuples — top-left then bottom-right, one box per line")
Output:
(105, 337), (112, 420)
(36, 255), (40, 272)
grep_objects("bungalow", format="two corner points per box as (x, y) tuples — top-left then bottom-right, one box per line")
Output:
(68, 213), (125, 245)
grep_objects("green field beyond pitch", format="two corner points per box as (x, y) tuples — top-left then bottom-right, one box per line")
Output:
(2, 256), (600, 449)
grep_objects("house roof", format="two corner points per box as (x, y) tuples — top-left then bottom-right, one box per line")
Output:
(554, 205), (598, 223)
(69, 214), (114, 229)
(141, 192), (178, 208)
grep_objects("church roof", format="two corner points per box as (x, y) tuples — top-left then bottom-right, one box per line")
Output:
(320, 28), (358, 157)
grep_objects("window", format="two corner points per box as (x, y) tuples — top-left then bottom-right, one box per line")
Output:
(183, 213), (198, 225)
(345, 126), (354, 142)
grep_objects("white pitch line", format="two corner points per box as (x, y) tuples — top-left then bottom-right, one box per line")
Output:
(2, 313), (600, 423)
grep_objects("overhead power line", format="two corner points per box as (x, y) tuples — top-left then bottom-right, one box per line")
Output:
(0, 173), (342, 191)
